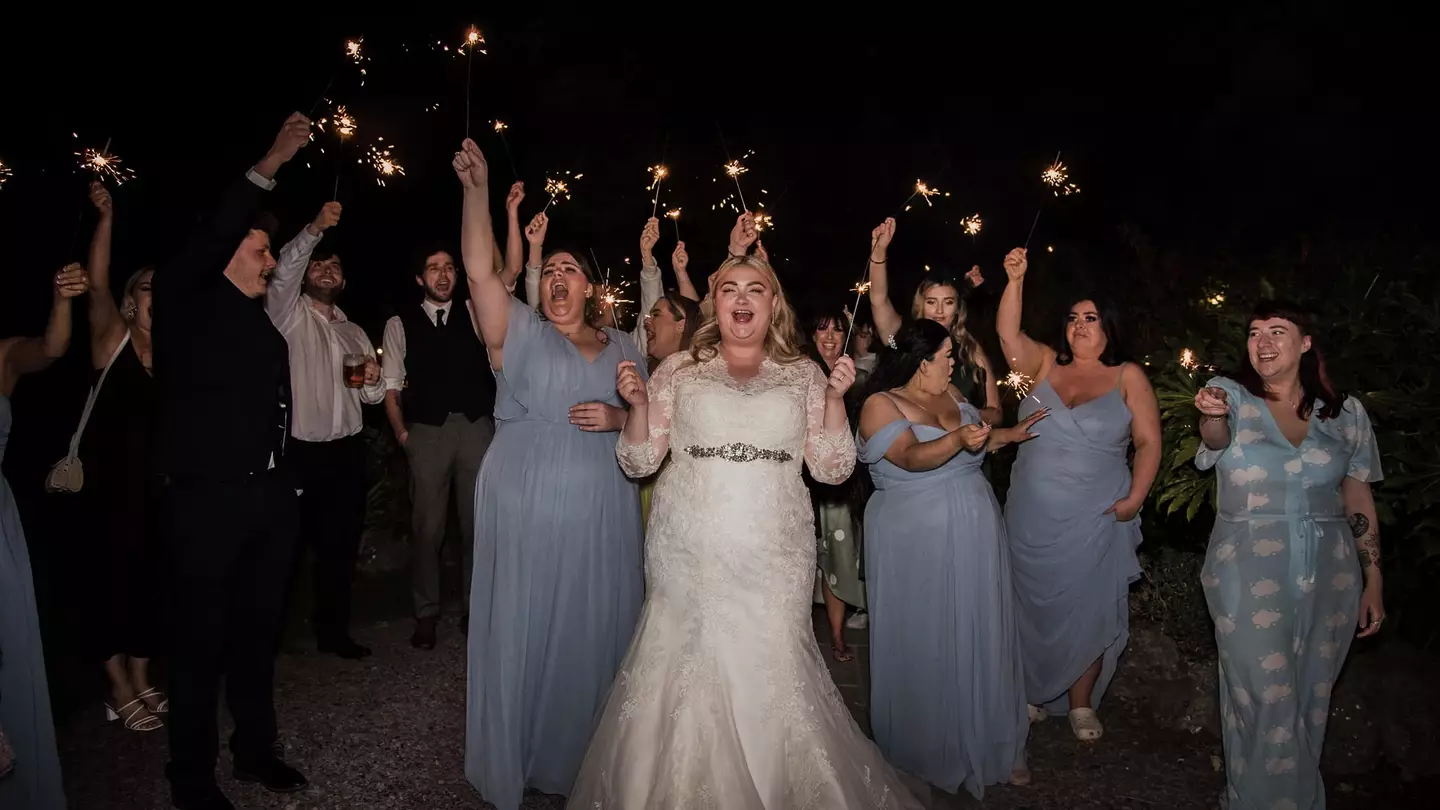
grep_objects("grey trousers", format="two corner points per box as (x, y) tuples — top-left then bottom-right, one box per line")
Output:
(405, 413), (494, 619)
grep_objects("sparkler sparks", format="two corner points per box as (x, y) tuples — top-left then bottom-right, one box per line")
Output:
(541, 174), (574, 214)
(461, 26), (487, 54)
(647, 165), (669, 192)
(903, 179), (950, 211)
(492, 120), (508, 133)
(753, 212), (773, 232)
(74, 145), (135, 185)
(723, 160), (747, 179)
(1001, 370), (1035, 397)
(960, 214), (983, 236)
(329, 106), (357, 138)
(851, 280), (872, 295)
(665, 208), (682, 221)
(346, 38), (364, 62)
(366, 143), (405, 186)
(0, 159), (11, 189)
(1042, 160), (1081, 196)
(1180, 348), (1198, 371)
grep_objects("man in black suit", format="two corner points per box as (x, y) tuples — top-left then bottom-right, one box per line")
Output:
(151, 113), (311, 810)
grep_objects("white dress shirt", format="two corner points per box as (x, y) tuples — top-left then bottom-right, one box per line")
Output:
(525, 261), (663, 357)
(380, 298), (466, 392)
(264, 227), (384, 442)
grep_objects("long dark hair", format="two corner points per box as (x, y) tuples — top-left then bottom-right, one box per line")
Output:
(1054, 294), (1131, 367)
(1233, 299), (1343, 421)
(805, 306), (852, 374)
(647, 291), (702, 372)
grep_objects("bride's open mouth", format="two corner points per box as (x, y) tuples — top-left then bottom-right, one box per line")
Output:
(732, 309), (754, 325)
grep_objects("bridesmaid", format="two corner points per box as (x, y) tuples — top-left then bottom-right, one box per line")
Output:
(1, 262), (90, 809)
(857, 319), (1043, 798)
(454, 140), (644, 810)
(1194, 301), (1383, 810)
(996, 247), (1161, 740)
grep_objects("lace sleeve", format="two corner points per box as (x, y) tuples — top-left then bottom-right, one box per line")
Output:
(804, 361), (857, 484)
(616, 353), (680, 477)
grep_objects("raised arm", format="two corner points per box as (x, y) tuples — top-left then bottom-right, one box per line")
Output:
(523, 212), (548, 310)
(997, 247), (1053, 381)
(616, 355), (678, 477)
(805, 359), (858, 484)
(501, 181), (525, 291)
(455, 140), (507, 367)
(83, 181), (128, 366)
(1, 264), (89, 389)
(265, 202), (337, 334)
(159, 113), (310, 296)
(865, 218), (903, 342)
(1107, 363), (1162, 521)
(671, 241), (699, 301)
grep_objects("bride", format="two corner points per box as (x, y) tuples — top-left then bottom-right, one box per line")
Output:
(569, 235), (923, 809)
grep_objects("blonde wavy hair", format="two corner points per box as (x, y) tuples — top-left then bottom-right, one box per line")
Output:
(689, 255), (805, 364)
(911, 276), (984, 383)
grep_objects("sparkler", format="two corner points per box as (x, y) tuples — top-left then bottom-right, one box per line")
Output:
(0, 158), (10, 189)
(489, 120), (519, 181)
(460, 26), (486, 138)
(645, 164), (670, 218)
(1001, 370), (1036, 397)
(346, 38), (364, 62)
(960, 213), (983, 238)
(723, 158), (749, 211)
(74, 140), (135, 185)
(753, 211), (773, 232)
(366, 142), (405, 187)
(851, 280), (872, 295)
(1042, 159), (1080, 196)
(541, 176), (571, 214)
(903, 180), (944, 211)
(665, 207), (682, 240)
(1179, 348), (1198, 371)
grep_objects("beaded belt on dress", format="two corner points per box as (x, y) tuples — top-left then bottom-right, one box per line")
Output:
(684, 443), (793, 463)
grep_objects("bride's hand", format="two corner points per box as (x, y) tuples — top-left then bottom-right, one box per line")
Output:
(616, 360), (647, 407)
(826, 355), (856, 399)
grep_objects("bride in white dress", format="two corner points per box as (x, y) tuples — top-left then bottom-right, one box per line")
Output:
(569, 244), (923, 809)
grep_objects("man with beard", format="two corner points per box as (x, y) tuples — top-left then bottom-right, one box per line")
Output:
(381, 246), (496, 649)
(265, 201), (384, 660)
(152, 113), (311, 810)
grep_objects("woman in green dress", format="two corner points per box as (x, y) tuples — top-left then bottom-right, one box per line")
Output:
(807, 308), (867, 661)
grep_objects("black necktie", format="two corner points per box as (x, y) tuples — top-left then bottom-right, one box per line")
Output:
(435, 308), (445, 328)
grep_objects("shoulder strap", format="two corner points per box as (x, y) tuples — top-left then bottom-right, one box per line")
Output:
(66, 333), (130, 458)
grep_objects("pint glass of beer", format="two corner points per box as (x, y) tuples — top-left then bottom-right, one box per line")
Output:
(343, 353), (367, 389)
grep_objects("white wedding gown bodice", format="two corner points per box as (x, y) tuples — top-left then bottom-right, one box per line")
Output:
(569, 353), (922, 809)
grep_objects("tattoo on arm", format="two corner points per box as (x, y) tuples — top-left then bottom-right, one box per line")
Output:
(1350, 512), (1381, 571)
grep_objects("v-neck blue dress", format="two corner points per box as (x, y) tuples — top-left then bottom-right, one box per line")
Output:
(1195, 376), (1382, 810)
(465, 298), (646, 810)
(1005, 374), (1143, 715)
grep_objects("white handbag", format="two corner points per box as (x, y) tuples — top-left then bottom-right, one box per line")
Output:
(45, 334), (129, 494)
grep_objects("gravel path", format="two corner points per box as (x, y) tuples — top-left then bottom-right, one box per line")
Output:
(55, 608), (1408, 809)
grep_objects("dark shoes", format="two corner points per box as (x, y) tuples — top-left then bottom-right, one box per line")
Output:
(410, 617), (438, 650)
(233, 755), (309, 793)
(317, 636), (371, 659)
(172, 785), (236, 810)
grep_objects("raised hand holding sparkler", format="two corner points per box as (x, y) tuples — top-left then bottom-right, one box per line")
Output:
(524, 212), (549, 248)
(451, 138), (489, 191)
(844, 217), (896, 353)
(639, 217), (660, 267)
(256, 113), (312, 179)
(726, 211), (759, 257)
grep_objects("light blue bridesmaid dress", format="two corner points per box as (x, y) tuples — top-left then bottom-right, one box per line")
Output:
(1005, 372), (1143, 715)
(1196, 376), (1382, 810)
(861, 397), (1028, 799)
(1, 395), (67, 808)
(465, 298), (646, 810)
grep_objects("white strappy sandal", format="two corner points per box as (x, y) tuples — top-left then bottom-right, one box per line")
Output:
(105, 698), (163, 732)
(1027, 703), (1048, 723)
(1068, 708), (1103, 741)
(137, 687), (169, 713)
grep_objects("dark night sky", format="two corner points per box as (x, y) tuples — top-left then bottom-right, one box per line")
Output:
(2, 15), (1433, 338)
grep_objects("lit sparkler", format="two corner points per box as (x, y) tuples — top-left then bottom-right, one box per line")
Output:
(960, 214), (983, 236)
(461, 26), (486, 53)
(851, 280), (872, 295)
(1001, 370), (1036, 397)
(722, 157), (750, 211)
(666, 207), (682, 239)
(366, 143), (405, 187)
(461, 26), (486, 139)
(541, 176), (571, 214)
(1179, 348), (1198, 371)
(648, 164), (669, 217)
(1042, 159), (1080, 196)
(903, 179), (949, 211)
(346, 38), (364, 62)
(0, 159), (11, 189)
(493, 120), (508, 133)
(1206, 292), (1225, 307)
(753, 211), (773, 232)
(74, 143), (135, 185)
(331, 106), (358, 138)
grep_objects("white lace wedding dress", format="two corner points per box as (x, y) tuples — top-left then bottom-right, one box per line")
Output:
(569, 353), (923, 809)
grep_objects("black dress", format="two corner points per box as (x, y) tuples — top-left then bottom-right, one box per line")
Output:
(77, 339), (164, 661)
